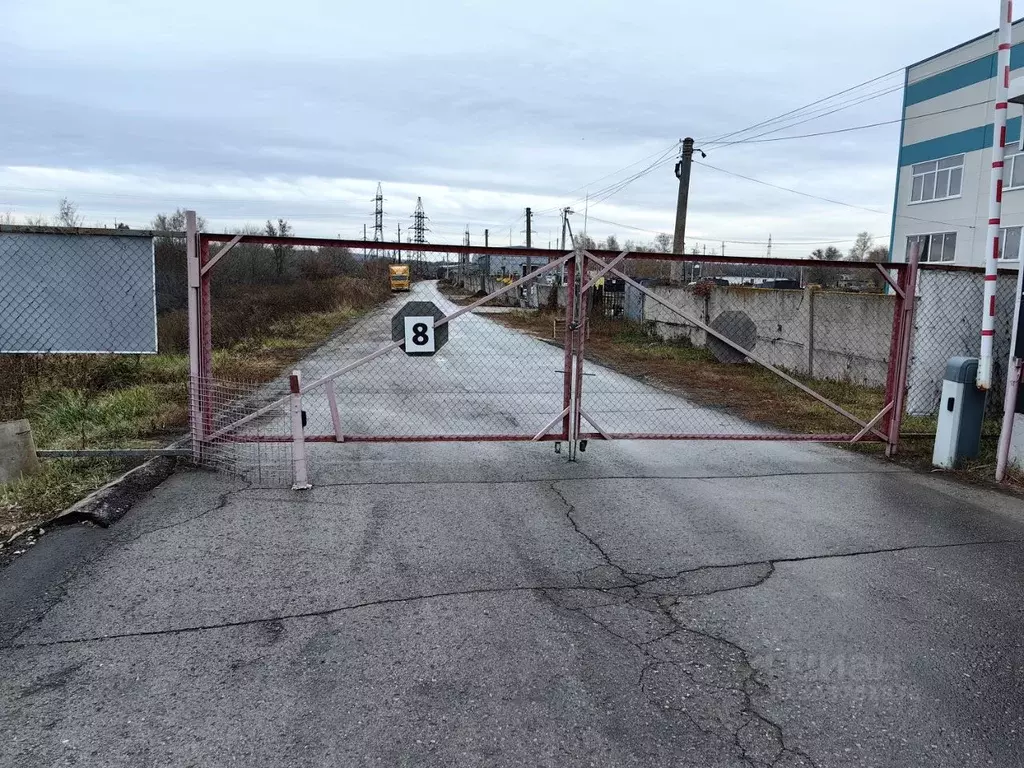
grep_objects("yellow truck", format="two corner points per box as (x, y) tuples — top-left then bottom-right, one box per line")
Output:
(388, 264), (411, 292)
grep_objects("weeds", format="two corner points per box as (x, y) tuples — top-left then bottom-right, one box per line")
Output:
(0, 269), (390, 538)
(1, 459), (123, 539)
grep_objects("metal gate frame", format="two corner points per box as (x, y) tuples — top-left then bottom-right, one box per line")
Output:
(184, 207), (919, 488)
(185, 211), (581, 484)
(569, 249), (920, 456)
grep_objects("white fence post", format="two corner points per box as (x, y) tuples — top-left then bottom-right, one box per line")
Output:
(290, 370), (312, 490)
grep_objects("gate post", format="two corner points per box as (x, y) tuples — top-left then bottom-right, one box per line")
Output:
(568, 249), (589, 460)
(185, 211), (203, 460)
(885, 247), (920, 457)
(561, 256), (577, 445)
(290, 370), (312, 490)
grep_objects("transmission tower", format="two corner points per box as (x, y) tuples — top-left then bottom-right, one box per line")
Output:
(410, 197), (429, 244)
(372, 182), (385, 259)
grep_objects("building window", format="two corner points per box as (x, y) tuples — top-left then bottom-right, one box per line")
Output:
(1001, 226), (1022, 261)
(906, 232), (957, 263)
(910, 154), (964, 203)
(1007, 143), (1024, 190)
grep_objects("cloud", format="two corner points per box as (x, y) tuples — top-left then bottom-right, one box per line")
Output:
(0, 0), (1004, 258)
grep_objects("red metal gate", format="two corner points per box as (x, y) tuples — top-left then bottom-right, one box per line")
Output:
(570, 249), (917, 455)
(183, 213), (917, 488)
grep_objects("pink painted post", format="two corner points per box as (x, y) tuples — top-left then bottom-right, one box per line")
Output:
(882, 263), (909, 447)
(561, 257), (576, 441)
(199, 235), (214, 438)
(571, 253), (590, 450)
(185, 211), (202, 457)
(886, 246), (920, 457)
(979, 0), (1014, 390)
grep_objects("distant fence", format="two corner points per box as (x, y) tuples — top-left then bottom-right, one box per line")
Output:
(634, 268), (1019, 417)
(643, 284), (893, 388)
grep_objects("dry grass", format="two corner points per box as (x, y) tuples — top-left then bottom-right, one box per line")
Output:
(0, 273), (390, 539)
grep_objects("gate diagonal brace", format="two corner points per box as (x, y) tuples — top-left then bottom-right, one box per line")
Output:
(206, 253), (575, 443)
(581, 249), (630, 294)
(850, 401), (893, 444)
(584, 253), (889, 442)
(578, 409), (612, 440)
(533, 407), (571, 441)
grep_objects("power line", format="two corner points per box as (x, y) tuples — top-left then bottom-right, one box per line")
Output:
(698, 68), (904, 147)
(708, 99), (994, 145)
(693, 160), (975, 230)
(708, 82), (905, 148)
(533, 144), (680, 217)
(583, 214), (861, 245)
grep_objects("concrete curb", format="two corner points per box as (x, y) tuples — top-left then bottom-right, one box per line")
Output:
(55, 455), (180, 528)
(2, 454), (183, 552)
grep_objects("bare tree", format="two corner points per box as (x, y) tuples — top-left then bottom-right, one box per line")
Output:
(573, 232), (596, 251)
(865, 244), (890, 291)
(603, 234), (620, 251)
(0, 211), (14, 226)
(653, 233), (672, 253)
(866, 244), (889, 262)
(55, 197), (83, 228)
(848, 231), (873, 261)
(807, 246), (843, 287)
(265, 218), (294, 278)
(152, 208), (207, 232)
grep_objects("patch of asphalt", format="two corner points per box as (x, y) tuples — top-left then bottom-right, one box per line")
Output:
(0, 456), (182, 572)
(9, 471), (1019, 768)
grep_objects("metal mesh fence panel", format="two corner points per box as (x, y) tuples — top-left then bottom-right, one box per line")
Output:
(908, 268), (1018, 418)
(296, 273), (570, 442)
(192, 377), (292, 487)
(576, 257), (898, 441)
(905, 266), (1020, 464)
(198, 243), (573, 482)
(0, 230), (157, 354)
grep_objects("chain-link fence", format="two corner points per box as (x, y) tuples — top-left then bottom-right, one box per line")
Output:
(905, 266), (1020, 464)
(193, 232), (575, 483)
(0, 227), (178, 459)
(187, 231), (1021, 486)
(575, 253), (904, 443)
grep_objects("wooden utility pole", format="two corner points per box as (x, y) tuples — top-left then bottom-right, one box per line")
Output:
(671, 138), (695, 284)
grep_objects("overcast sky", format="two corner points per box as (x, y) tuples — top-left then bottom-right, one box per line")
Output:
(0, 0), (1007, 258)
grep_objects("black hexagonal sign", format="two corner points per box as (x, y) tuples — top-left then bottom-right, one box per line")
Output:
(391, 301), (449, 356)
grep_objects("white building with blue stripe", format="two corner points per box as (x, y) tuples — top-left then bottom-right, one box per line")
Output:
(893, 22), (1024, 269)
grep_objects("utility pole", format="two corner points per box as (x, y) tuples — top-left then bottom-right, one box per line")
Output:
(483, 228), (490, 292)
(462, 225), (470, 286)
(560, 207), (573, 285)
(396, 223), (401, 263)
(671, 137), (696, 284)
(525, 207), (533, 274)
(373, 182), (384, 260)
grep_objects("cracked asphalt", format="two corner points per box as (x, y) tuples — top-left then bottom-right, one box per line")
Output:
(4, 286), (1024, 766)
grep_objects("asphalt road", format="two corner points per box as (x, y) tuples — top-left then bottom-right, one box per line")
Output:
(3, 281), (1024, 767)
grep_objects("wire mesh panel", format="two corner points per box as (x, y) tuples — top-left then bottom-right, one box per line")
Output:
(298, 276), (570, 443)
(576, 255), (900, 442)
(908, 268), (1018, 417)
(195, 242), (574, 485)
(192, 377), (292, 487)
(0, 229), (156, 353)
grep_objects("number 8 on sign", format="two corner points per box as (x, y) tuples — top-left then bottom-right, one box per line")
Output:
(403, 316), (436, 354)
